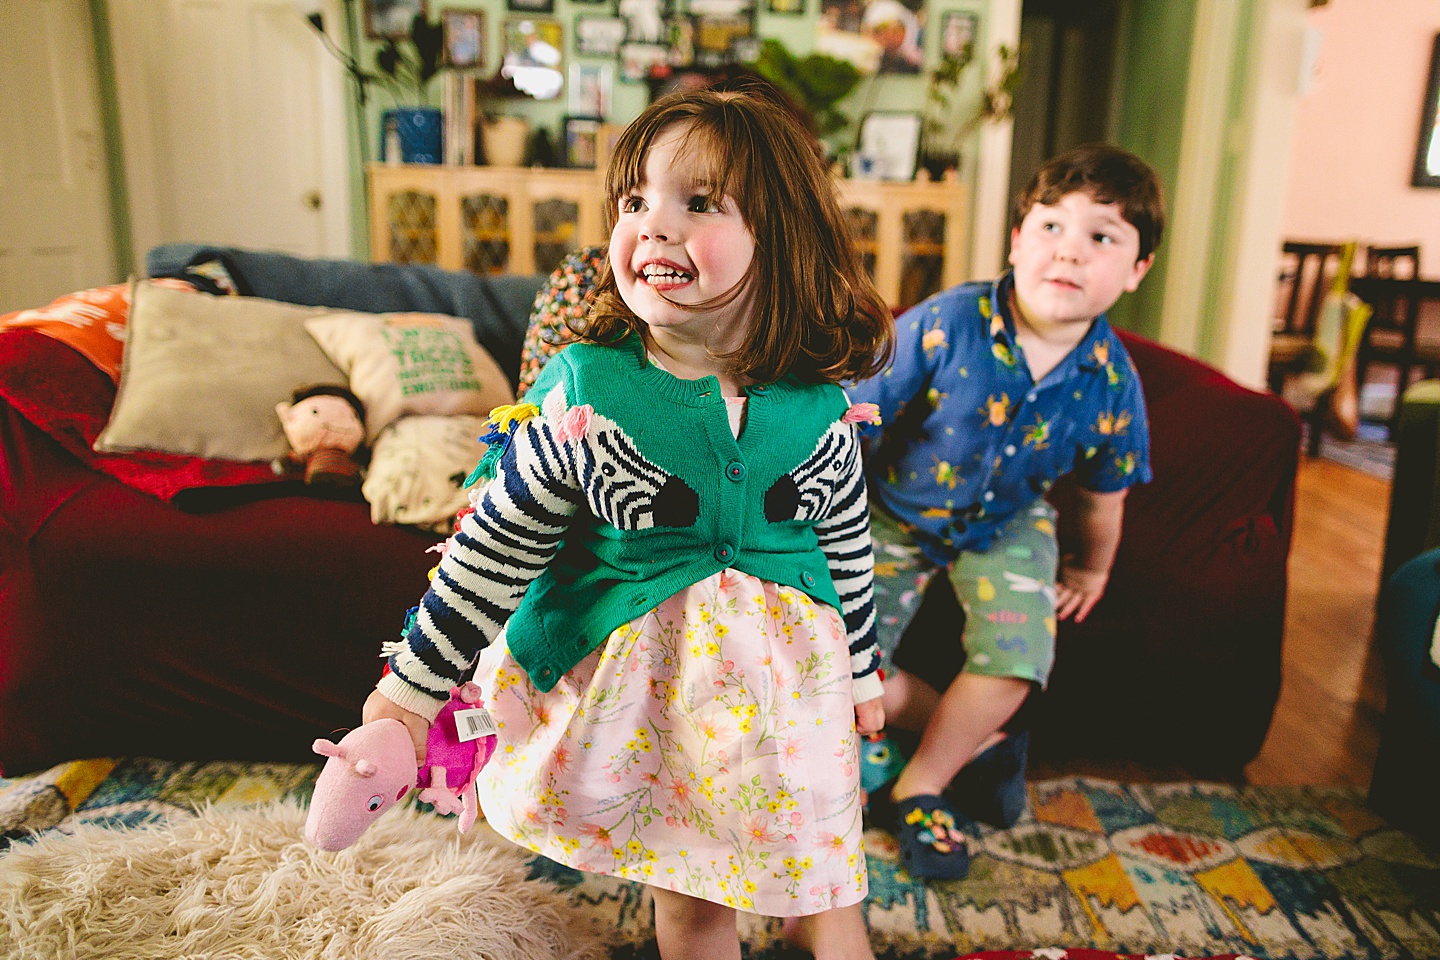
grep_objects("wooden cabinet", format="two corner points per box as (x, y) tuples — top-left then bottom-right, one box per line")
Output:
(368, 164), (969, 309)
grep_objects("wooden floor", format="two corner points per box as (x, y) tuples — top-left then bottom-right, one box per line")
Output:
(1244, 455), (1388, 787)
(1033, 453), (1390, 787)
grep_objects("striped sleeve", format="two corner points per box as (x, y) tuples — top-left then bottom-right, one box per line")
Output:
(377, 404), (583, 720)
(815, 424), (883, 704)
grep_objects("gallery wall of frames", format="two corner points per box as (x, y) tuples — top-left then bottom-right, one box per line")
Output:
(352, 0), (993, 165)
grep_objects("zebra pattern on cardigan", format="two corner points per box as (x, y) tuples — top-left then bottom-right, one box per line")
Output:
(379, 395), (881, 720)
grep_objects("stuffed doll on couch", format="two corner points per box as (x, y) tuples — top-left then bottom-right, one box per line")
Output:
(272, 384), (368, 488)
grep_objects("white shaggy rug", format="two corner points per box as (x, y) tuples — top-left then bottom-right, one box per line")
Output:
(0, 801), (616, 960)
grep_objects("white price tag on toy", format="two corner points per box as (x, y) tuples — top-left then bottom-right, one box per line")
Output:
(453, 707), (497, 742)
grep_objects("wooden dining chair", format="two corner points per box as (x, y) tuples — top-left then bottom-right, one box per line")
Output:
(1364, 244), (1420, 280)
(1349, 275), (1440, 437)
(1268, 241), (1345, 394)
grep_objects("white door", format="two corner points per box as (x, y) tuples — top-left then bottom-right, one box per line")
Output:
(0, 0), (119, 314)
(108, 0), (352, 272)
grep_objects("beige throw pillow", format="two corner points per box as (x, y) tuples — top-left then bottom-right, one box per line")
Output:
(95, 282), (346, 462)
(362, 414), (487, 531)
(304, 312), (514, 442)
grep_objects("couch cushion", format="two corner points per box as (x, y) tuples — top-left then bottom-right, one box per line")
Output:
(146, 245), (546, 390)
(0, 280), (198, 383)
(95, 283), (347, 462)
(304, 311), (514, 441)
(362, 414), (487, 531)
(0, 330), (280, 502)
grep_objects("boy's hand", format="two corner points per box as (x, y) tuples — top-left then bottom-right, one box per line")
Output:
(362, 689), (430, 767)
(1056, 562), (1109, 623)
(855, 696), (885, 736)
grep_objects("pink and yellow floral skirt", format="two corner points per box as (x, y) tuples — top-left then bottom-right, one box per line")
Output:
(474, 569), (867, 916)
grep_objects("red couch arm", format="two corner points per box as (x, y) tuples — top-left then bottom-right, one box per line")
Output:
(1040, 332), (1301, 773)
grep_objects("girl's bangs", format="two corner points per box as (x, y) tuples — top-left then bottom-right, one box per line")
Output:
(672, 122), (745, 202)
(605, 107), (752, 213)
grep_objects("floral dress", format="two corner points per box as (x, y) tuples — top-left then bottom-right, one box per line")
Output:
(473, 395), (868, 917)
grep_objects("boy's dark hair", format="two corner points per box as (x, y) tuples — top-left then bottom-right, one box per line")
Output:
(583, 88), (894, 385)
(1012, 143), (1166, 261)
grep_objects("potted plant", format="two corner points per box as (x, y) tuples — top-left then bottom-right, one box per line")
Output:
(753, 39), (863, 153)
(311, 10), (448, 164)
(919, 43), (1020, 181)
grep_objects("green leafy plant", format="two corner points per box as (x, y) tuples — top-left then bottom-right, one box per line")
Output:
(754, 38), (864, 141)
(920, 43), (1020, 178)
(310, 10), (447, 108)
(372, 14), (446, 107)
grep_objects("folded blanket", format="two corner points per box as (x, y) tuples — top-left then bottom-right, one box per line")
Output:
(0, 330), (281, 502)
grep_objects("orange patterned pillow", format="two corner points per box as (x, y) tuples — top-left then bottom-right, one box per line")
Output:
(0, 280), (194, 384)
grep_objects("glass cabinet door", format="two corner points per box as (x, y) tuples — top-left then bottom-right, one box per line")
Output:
(901, 210), (947, 308)
(385, 190), (438, 265)
(844, 207), (879, 282)
(462, 193), (511, 275)
(533, 198), (580, 276)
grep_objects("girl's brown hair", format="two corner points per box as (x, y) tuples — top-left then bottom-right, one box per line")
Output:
(581, 87), (894, 385)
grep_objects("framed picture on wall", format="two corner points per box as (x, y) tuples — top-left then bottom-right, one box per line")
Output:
(503, 16), (565, 100)
(857, 110), (922, 181)
(507, 0), (555, 14)
(939, 10), (977, 59)
(568, 62), (613, 117)
(365, 0), (427, 38)
(442, 8), (485, 68)
(574, 14), (627, 57)
(816, 0), (924, 74)
(563, 116), (603, 168)
(619, 42), (669, 82)
(618, 0), (672, 45)
(692, 15), (753, 68)
(1414, 32), (1440, 188)
(765, 0), (805, 15)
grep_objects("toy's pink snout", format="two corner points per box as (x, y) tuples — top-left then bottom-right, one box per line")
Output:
(304, 719), (419, 851)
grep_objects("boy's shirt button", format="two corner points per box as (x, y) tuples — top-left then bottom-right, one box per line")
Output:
(984, 491), (995, 501)
(1005, 445), (1016, 456)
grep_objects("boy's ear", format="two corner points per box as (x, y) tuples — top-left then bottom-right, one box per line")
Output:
(1007, 226), (1022, 265)
(1124, 253), (1155, 292)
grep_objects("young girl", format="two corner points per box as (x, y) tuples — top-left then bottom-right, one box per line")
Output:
(363, 88), (894, 960)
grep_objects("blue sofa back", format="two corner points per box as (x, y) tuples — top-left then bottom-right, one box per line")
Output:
(146, 244), (546, 390)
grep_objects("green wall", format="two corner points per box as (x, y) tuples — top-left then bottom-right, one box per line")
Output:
(1106, 0), (1196, 339)
(1194, 0), (1259, 363)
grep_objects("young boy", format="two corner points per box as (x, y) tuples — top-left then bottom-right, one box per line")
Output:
(848, 143), (1163, 880)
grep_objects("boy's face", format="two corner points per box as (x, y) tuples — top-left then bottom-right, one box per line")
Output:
(1008, 191), (1153, 331)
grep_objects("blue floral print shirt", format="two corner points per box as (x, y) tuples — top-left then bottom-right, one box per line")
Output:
(848, 272), (1152, 564)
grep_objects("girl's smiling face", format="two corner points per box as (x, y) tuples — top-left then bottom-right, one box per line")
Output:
(609, 123), (757, 352)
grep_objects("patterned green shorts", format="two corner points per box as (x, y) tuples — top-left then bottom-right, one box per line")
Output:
(869, 498), (1059, 688)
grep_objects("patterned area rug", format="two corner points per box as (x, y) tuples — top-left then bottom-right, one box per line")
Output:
(3, 759), (1438, 959)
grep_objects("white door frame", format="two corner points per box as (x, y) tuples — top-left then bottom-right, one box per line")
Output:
(107, 0), (352, 274)
(968, 0), (1022, 280)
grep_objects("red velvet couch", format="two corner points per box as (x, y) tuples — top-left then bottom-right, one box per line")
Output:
(0, 247), (1301, 777)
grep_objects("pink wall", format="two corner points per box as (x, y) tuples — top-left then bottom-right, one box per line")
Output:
(1282, 0), (1440, 264)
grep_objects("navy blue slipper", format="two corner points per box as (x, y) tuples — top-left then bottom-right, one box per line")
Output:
(894, 794), (971, 881)
(945, 729), (1030, 829)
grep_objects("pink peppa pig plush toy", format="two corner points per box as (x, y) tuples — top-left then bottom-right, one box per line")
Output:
(304, 682), (497, 851)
